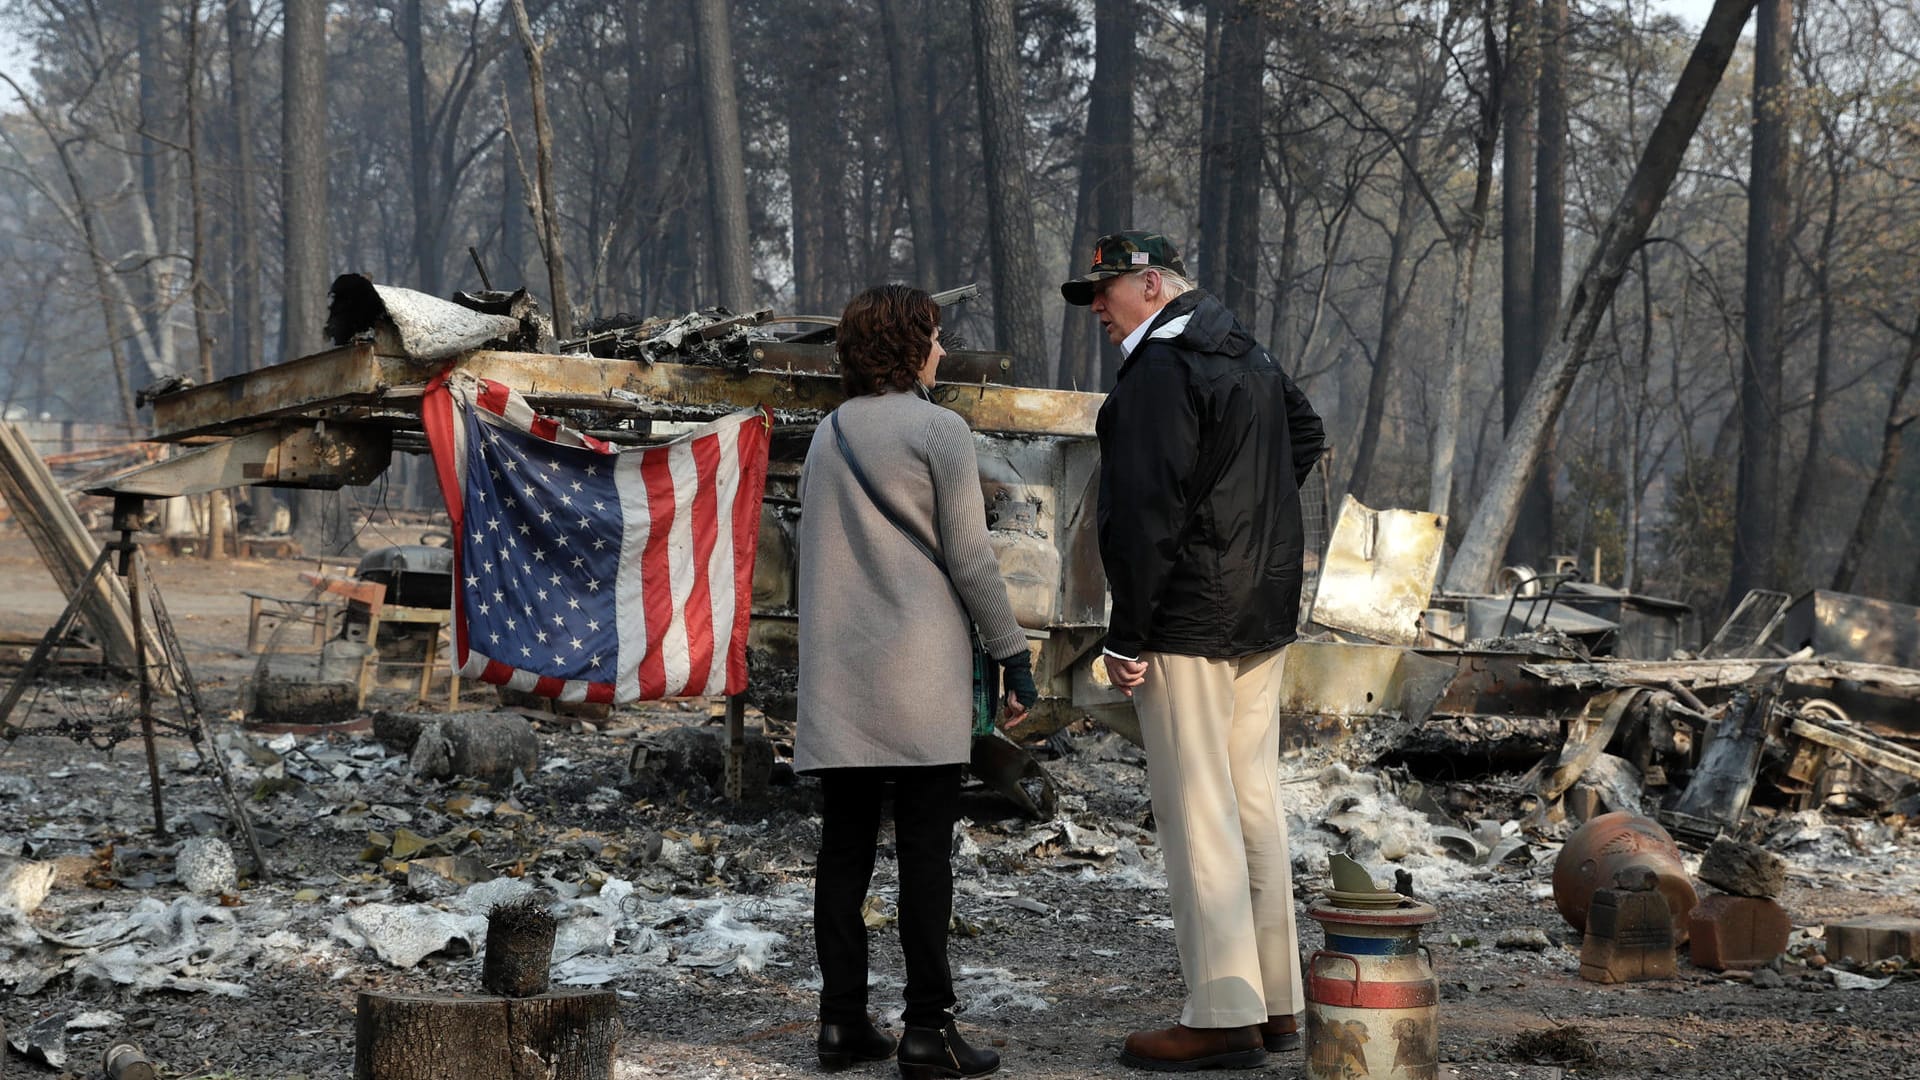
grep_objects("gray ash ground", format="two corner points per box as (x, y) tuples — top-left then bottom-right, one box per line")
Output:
(0, 539), (1915, 1079)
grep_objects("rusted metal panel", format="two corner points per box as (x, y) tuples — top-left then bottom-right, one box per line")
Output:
(1307, 496), (1447, 645)
(149, 347), (1100, 442)
(1780, 590), (1920, 669)
(91, 423), (392, 497)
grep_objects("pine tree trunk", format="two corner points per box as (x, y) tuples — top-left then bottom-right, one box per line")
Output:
(880, 0), (939, 292)
(224, 0), (263, 373)
(1059, 0), (1136, 390)
(1443, 0), (1759, 593)
(1219, 0), (1264, 318)
(1727, 0), (1791, 607)
(968, 0), (1050, 382)
(403, 0), (442, 297)
(692, 0), (755, 311)
(1501, 0), (1547, 568)
(1347, 161), (1420, 503)
(509, 0), (576, 337)
(1427, 23), (1499, 519)
(1831, 316), (1918, 593)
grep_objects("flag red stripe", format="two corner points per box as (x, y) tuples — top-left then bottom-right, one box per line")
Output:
(477, 379), (513, 417)
(636, 449), (677, 700)
(480, 658), (516, 686)
(422, 372), (473, 669)
(530, 416), (558, 441)
(532, 675), (566, 698)
(585, 681), (615, 705)
(675, 433), (723, 696)
(726, 416), (769, 695)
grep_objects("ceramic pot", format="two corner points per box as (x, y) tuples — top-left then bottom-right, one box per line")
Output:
(1552, 811), (1697, 942)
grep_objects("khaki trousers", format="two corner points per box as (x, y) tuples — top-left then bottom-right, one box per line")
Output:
(1134, 646), (1304, 1028)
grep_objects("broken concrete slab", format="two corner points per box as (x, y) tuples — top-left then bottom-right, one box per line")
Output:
(1698, 837), (1787, 899)
(0, 858), (57, 913)
(175, 837), (238, 895)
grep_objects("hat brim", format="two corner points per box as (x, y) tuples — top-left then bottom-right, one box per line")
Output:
(1060, 269), (1126, 307)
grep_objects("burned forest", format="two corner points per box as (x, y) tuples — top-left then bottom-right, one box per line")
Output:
(0, 0), (1918, 1078)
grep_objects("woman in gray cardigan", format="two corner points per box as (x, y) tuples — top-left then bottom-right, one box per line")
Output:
(796, 285), (1038, 1079)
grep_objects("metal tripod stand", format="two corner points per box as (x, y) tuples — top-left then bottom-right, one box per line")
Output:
(0, 494), (269, 877)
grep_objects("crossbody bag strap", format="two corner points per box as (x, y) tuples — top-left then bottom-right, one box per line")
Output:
(830, 411), (948, 577)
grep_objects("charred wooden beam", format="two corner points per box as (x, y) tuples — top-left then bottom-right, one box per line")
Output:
(147, 346), (1096, 443)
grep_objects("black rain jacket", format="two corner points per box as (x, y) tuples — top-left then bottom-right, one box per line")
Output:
(1096, 290), (1327, 659)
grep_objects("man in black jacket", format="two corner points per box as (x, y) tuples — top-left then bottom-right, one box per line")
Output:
(1064, 231), (1327, 1072)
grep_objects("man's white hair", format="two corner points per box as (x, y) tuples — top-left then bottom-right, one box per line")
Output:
(1134, 267), (1195, 297)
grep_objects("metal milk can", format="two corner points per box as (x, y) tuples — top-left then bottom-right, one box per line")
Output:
(1304, 885), (1440, 1080)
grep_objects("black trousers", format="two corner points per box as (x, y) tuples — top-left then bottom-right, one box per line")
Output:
(814, 764), (961, 1030)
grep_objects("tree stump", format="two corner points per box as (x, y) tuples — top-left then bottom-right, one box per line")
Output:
(354, 990), (620, 1080)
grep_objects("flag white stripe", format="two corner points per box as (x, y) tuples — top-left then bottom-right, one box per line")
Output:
(660, 437), (700, 696)
(699, 429), (743, 696)
(613, 443), (652, 702)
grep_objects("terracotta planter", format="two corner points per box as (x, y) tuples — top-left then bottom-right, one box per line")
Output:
(1552, 811), (1698, 943)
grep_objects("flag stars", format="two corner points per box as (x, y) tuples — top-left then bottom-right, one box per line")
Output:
(505, 616), (518, 630)
(465, 575), (479, 588)
(504, 459), (518, 471)
(552, 613), (566, 627)
(549, 572), (562, 586)
(586, 618), (600, 632)
(537, 588), (549, 601)
(486, 517), (500, 531)
(571, 557), (585, 569)
(570, 637), (583, 651)
(577, 515), (592, 529)
(488, 632), (500, 645)
(567, 597), (580, 610)
(548, 459), (562, 472)
(471, 530), (484, 544)
(536, 629), (548, 643)
(569, 480), (583, 492)
(521, 645), (533, 658)
(592, 538), (608, 550)
(585, 464), (598, 476)
(533, 548), (547, 562)
(540, 510), (554, 523)
(586, 579), (603, 592)
(517, 523), (531, 535)
(589, 655), (602, 668)
(477, 602), (491, 615)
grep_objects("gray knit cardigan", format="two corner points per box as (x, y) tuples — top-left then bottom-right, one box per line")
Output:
(792, 390), (1026, 773)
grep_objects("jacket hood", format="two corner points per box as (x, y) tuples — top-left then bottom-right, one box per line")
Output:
(1142, 291), (1256, 358)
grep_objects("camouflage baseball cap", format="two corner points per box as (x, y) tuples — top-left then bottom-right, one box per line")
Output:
(1060, 231), (1188, 306)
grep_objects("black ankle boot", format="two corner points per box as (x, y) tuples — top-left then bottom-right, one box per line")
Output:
(818, 1017), (897, 1070)
(897, 1022), (1000, 1079)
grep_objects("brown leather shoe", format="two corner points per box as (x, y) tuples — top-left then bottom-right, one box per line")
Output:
(1257, 1015), (1301, 1052)
(1118, 1024), (1267, 1072)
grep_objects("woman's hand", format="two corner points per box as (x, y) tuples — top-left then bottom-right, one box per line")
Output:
(998, 650), (1038, 726)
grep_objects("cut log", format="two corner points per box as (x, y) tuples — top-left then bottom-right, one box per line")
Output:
(409, 712), (539, 789)
(354, 990), (619, 1080)
(481, 896), (556, 998)
(104, 1042), (159, 1080)
(373, 710), (432, 754)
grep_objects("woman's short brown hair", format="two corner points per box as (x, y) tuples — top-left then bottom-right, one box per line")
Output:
(836, 285), (940, 396)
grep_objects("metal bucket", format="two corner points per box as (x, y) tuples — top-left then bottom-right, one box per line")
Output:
(1304, 896), (1439, 1080)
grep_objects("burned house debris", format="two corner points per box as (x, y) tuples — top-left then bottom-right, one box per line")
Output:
(0, 280), (1913, 1079)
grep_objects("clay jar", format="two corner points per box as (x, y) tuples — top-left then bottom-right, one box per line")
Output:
(1552, 811), (1698, 943)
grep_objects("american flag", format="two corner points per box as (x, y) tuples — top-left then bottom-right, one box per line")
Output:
(422, 371), (772, 703)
